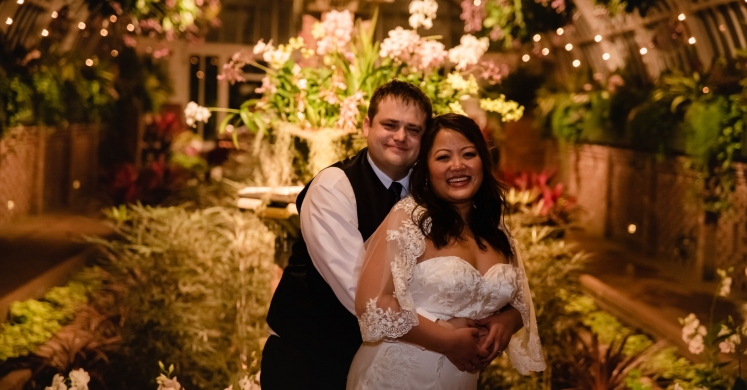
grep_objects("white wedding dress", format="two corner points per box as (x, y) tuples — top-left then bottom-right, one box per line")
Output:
(347, 197), (545, 390)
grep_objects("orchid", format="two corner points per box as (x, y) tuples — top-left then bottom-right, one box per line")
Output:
(448, 35), (490, 70)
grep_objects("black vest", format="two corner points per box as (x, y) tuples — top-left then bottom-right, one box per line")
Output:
(265, 149), (397, 365)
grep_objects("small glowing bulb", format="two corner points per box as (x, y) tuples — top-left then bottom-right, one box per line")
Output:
(602, 53), (610, 60)
(541, 48), (549, 55)
(6, 18), (12, 25)
(72, 180), (81, 189)
(196, 70), (205, 79)
(226, 124), (235, 133)
(565, 43), (573, 51)
(100, 29), (108, 36)
(522, 54), (530, 62)
(7, 201), (14, 210)
(110, 15), (117, 23)
(473, 0), (481, 5)
(78, 22), (86, 29)
(17, 0), (24, 4)
(51, 11), (58, 18)
(127, 23), (135, 32)
(640, 47), (648, 55)
(85, 59), (93, 66)
(572, 59), (581, 67)
(594, 35), (602, 42)
(557, 27), (564, 35)
(702, 86), (709, 93)
(111, 50), (118, 57)
(688, 37), (696, 44)
(533, 34), (541, 42)
(41, 29), (49, 36)
(678, 13), (686, 21)
(628, 224), (637, 234)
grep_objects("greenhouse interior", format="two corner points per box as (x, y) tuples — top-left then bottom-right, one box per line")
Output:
(1, 0), (747, 388)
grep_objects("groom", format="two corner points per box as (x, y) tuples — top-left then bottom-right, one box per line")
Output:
(261, 80), (523, 389)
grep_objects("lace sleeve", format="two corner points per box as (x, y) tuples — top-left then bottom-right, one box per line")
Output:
(506, 235), (547, 374)
(355, 197), (427, 342)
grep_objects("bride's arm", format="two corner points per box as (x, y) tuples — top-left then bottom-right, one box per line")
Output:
(475, 306), (523, 366)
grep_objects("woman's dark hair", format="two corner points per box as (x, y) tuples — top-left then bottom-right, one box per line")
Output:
(410, 113), (514, 258)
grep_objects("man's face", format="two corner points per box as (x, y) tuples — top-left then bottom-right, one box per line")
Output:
(363, 97), (427, 181)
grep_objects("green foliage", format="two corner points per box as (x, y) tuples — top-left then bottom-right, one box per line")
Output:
(88, 204), (276, 390)
(0, 280), (96, 361)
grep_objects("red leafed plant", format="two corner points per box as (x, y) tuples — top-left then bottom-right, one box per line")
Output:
(499, 169), (577, 225)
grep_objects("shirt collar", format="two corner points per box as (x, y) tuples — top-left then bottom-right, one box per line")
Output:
(367, 152), (411, 195)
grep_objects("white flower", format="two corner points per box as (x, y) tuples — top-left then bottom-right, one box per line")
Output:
(238, 375), (261, 390)
(380, 27), (421, 62)
(448, 34), (489, 70)
(252, 39), (272, 55)
(156, 374), (182, 390)
(69, 369), (90, 390)
(446, 72), (479, 95)
(719, 276), (732, 297)
(314, 10), (354, 55)
(673, 384), (684, 390)
(298, 79), (308, 90)
(184, 101), (212, 127)
(255, 76), (277, 94)
(408, 0), (438, 30)
(263, 48), (291, 69)
(45, 374), (67, 390)
(412, 40), (447, 71)
(688, 334), (705, 354)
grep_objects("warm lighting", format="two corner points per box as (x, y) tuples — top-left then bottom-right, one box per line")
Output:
(594, 35), (602, 42)
(111, 50), (118, 57)
(542, 48), (550, 55)
(225, 124), (235, 133)
(78, 22), (86, 29)
(522, 54), (530, 62)
(190, 57), (199, 65)
(473, 0), (481, 5)
(196, 70), (205, 79)
(51, 11), (58, 18)
(533, 34), (541, 42)
(688, 37), (696, 44)
(640, 47), (648, 55)
(85, 59), (93, 66)
(702, 87), (709, 93)
(17, 0), (24, 4)
(572, 59), (581, 67)
(627, 224), (637, 234)
(127, 23), (135, 31)
(602, 53), (610, 60)
(41, 29), (49, 36)
(100, 29), (108, 36)
(72, 180), (81, 190)
(7, 201), (14, 210)
(719, 24), (726, 31)
(110, 15), (117, 23)
(678, 13), (686, 21)
(6, 18), (12, 25)
(565, 43), (573, 51)
(557, 27), (564, 35)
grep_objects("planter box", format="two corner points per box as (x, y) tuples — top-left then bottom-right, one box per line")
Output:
(0, 125), (100, 225)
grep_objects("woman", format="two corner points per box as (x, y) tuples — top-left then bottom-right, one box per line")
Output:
(347, 113), (545, 389)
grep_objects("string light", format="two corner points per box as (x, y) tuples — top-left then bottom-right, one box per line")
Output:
(542, 48), (550, 55)
(111, 50), (118, 57)
(702, 87), (709, 93)
(17, 0), (23, 4)
(127, 23), (135, 31)
(640, 47), (648, 55)
(594, 35), (602, 42)
(557, 27), (564, 35)
(565, 43), (573, 51)
(41, 29), (49, 36)
(78, 22), (86, 29)
(533, 34), (541, 42)
(522, 54), (530, 62)
(7, 201), (14, 210)
(100, 29), (108, 36)
(688, 37), (696, 44)
(51, 11), (58, 18)
(572, 59), (581, 67)
(72, 180), (81, 190)
(6, 18), (12, 25)
(602, 53), (610, 60)
(110, 15), (117, 23)
(627, 224), (637, 234)
(678, 13), (686, 21)
(85, 59), (93, 66)
(473, 0), (481, 5)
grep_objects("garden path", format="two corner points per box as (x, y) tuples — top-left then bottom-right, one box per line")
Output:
(571, 232), (743, 363)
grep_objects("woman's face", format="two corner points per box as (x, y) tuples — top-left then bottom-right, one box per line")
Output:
(427, 128), (483, 208)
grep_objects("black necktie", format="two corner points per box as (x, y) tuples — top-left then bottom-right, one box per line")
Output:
(389, 181), (404, 205)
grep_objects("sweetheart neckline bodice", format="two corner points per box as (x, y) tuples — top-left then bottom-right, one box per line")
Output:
(414, 256), (513, 278)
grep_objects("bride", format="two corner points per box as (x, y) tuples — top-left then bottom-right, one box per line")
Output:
(347, 113), (545, 389)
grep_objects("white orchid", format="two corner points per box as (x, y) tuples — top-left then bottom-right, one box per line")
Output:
(156, 374), (182, 390)
(448, 34), (489, 70)
(408, 0), (438, 30)
(184, 101), (212, 127)
(69, 369), (90, 390)
(45, 374), (68, 390)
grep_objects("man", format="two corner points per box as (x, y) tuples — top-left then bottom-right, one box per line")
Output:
(261, 80), (522, 389)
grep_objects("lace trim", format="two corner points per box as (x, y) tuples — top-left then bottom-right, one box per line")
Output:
(359, 298), (420, 342)
(358, 197), (427, 342)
